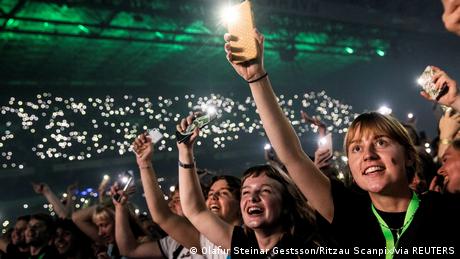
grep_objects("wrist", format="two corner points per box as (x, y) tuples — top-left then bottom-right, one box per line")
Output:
(179, 149), (194, 160)
(137, 161), (152, 169)
(449, 94), (460, 110)
(247, 71), (268, 84)
(178, 159), (196, 169)
(440, 138), (453, 145)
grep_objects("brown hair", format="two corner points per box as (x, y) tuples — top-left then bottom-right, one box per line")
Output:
(344, 112), (420, 182)
(241, 164), (315, 236)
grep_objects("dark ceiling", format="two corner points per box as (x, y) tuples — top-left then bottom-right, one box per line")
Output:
(1, 0), (460, 221)
(1, 0), (454, 92)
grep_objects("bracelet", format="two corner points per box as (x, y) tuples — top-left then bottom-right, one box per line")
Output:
(440, 138), (452, 145)
(139, 165), (152, 170)
(178, 160), (195, 169)
(247, 72), (268, 84)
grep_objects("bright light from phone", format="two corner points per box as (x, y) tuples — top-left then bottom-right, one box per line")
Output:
(121, 176), (129, 184)
(103, 174), (110, 180)
(206, 105), (217, 116)
(407, 113), (414, 119)
(220, 5), (239, 25)
(264, 143), (271, 150)
(169, 186), (175, 192)
(378, 105), (392, 115)
(318, 137), (327, 146)
(416, 76), (425, 86)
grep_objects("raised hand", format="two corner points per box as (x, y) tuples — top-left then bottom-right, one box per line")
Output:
(176, 114), (200, 152)
(301, 110), (327, 137)
(110, 184), (128, 207)
(314, 149), (332, 170)
(132, 133), (153, 168)
(420, 66), (458, 107)
(224, 29), (266, 82)
(439, 109), (460, 140)
(442, 0), (460, 36)
(32, 182), (50, 194)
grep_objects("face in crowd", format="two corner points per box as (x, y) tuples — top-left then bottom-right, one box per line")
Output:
(345, 113), (418, 195)
(11, 218), (28, 247)
(25, 218), (51, 247)
(92, 208), (115, 244)
(206, 177), (241, 224)
(54, 227), (74, 254)
(240, 173), (284, 231)
(438, 144), (460, 193)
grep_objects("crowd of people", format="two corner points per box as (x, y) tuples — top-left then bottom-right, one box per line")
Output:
(1, 1), (460, 258)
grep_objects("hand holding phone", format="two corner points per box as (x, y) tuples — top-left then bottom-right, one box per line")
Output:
(226, 0), (258, 63)
(318, 133), (333, 152)
(175, 112), (218, 143)
(148, 129), (163, 145)
(418, 66), (448, 101)
(113, 172), (134, 202)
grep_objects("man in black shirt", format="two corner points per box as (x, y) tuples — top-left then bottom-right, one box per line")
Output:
(25, 213), (62, 259)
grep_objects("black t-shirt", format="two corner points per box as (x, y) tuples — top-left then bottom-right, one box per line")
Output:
(230, 225), (318, 259)
(317, 180), (460, 258)
(5, 244), (29, 259)
(28, 245), (63, 259)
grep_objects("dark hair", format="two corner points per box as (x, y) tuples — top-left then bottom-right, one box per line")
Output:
(55, 219), (93, 257)
(30, 213), (55, 236)
(241, 164), (315, 236)
(344, 112), (420, 182)
(16, 215), (31, 222)
(209, 175), (241, 201)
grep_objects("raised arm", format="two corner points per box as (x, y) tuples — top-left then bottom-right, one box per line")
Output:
(442, 0), (460, 36)
(71, 205), (100, 242)
(176, 116), (233, 249)
(132, 133), (200, 249)
(112, 186), (163, 258)
(32, 182), (70, 219)
(224, 30), (334, 222)
(438, 110), (460, 159)
(420, 66), (460, 112)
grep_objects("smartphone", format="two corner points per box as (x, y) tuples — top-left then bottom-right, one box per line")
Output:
(227, 0), (258, 63)
(417, 66), (448, 100)
(175, 112), (217, 144)
(148, 129), (163, 145)
(113, 173), (134, 202)
(318, 133), (333, 152)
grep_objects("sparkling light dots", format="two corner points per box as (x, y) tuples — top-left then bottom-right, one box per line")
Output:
(0, 91), (356, 168)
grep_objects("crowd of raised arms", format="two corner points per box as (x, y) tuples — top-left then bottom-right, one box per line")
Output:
(1, 1), (460, 259)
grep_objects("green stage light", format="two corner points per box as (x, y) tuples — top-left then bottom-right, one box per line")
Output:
(376, 49), (385, 56)
(345, 47), (354, 54)
(78, 24), (90, 34)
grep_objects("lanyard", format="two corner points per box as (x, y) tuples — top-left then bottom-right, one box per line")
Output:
(29, 253), (45, 259)
(371, 192), (420, 259)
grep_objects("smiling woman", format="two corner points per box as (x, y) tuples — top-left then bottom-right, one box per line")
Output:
(176, 114), (321, 259)
(223, 24), (460, 258)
